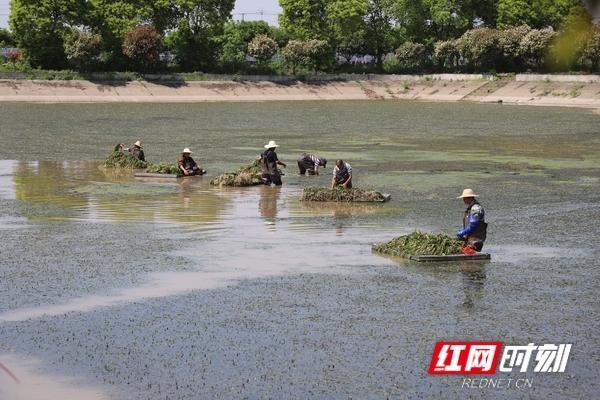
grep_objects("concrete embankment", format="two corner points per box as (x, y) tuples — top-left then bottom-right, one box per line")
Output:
(0, 74), (599, 108)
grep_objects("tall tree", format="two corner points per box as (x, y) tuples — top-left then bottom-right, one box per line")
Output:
(9, 0), (88, 68)
(167, 0), (235, 71)
(279, 0), (331, 40)
(364, 0), (395, 70)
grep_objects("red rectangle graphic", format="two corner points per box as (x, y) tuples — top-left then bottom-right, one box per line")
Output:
(428, 341), (504, 375)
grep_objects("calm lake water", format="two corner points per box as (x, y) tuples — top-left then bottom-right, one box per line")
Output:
(0, 101), (598, 399)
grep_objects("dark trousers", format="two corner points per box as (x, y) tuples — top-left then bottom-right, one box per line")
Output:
(297, 159), (316, 175)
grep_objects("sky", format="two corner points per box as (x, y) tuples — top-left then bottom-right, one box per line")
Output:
(0, 0), (282, 29)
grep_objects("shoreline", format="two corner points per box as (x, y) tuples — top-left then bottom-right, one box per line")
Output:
(1, 75), (599, 108)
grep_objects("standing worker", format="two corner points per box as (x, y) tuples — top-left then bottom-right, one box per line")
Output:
(261, 140), (286, 186)
(331, 159), (352, 189)
(178, 148), (206, 176)
(456, 188), (488, 254)
(297, 153), (327, 175)
(120, 140), (145, 161)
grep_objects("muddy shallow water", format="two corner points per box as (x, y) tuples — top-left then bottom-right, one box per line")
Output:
(0, 101), (599, 399)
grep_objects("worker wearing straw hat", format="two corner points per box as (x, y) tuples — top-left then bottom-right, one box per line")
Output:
(456, 188), (487, 254)
(260, 140), (286, 186)
(178, 148), (206, 176)
(120, 140), (145, 161)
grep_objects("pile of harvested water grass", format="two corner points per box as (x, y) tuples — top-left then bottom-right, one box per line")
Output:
(373, 231), (463, 257)
(104, 144), (147, 169)
(301, 187), (389, 202)
(210, 160), (263, 187)
(145, 162), (181, 176)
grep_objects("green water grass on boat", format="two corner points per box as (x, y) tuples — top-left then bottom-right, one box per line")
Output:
(301, 187), (390, 202)
(210, 160), (263, 187)
(104, 144), (148, 169)
(372, 231), (464, 257)
(145, 162), (182, 176)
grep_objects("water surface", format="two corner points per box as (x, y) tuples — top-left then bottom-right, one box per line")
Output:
(0, 101), (598, 399)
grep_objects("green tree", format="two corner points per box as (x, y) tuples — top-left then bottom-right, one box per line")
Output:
(279, 0), (331, 40)
(457, 28), (501, 71)
(519, 28), (555, 69)
(395, 41), (429, 72)
(217, 21), (279, 71)
(168, 0), (235, 71)
(0, 28), (15, 47)
(305, 39), (331, 72)
(64, 30), (104, 70)
(497, 25), (532, 71)
(9, 0), (88, 68)
(583, 26), (600, 72)
(364, 0), (395, 71)
(248, 34), (279, 64)
(122, 25), (162, 71)
(433, 39), (460, 71)
(497, 0), (536, 28)
(281, 40), (309, 74)
(326, 0), (368, 59)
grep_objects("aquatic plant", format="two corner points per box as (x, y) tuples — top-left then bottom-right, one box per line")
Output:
(145, 162), (181, 176)
(104, 144), (147, 169)
(210, 160), (263, 187)
(301, 187), (389, 202)
(373, 231), (464, 257)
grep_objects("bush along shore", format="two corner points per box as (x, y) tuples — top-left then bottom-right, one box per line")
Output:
(301, 187), (390, 203)
(373, 231), (464, 257)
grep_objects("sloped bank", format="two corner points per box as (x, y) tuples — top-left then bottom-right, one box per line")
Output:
(0, 74), (598, 108)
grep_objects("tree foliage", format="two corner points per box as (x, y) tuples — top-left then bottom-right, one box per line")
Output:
(9, 0), (88, 68)
(0, 28), (15, 47)
(395, 42), (429, 72)
(64, 30), (103, 70)
(519, 28), (555, 69)
(5, 0), (594, 74)
(122, 25), (162, 70)
(583, 26), (600, 71)
(457, 28), (501, 71)
(248, 34), (279, 64)
(433, 39), (460, 71)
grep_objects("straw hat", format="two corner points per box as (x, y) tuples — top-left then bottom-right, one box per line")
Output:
(264, 140), (279, 149)
(182, 148), (193, 154)
(134, 140), (142, 148)
(457, 188), (478, 198)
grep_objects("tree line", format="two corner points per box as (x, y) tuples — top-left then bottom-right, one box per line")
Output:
(1, 0), (599, 74)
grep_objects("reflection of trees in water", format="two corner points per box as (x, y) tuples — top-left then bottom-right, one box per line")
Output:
(89, 178), (227, 226)
(13, 161), (94, 217)
(13, 161), (227, 226)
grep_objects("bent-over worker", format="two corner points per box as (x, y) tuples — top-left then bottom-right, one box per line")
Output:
(456, 188), (488, 254)
(121, 140), (145, 161)
(178, 148), (206, 176)
(261, 140), (286, 186)
(331, 159), (352, 189)
(298, 153), (327, 175)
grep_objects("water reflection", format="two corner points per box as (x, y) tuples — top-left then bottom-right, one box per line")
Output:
(258, 185), (280, 229)
(9, 161), (228, 229)
(459, 264), (487, 317)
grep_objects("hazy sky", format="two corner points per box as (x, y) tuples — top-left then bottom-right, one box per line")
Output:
(0, 0), (282, 29)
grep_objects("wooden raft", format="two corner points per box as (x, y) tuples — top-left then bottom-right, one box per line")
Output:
(134, 172), (181, 178)
(409, 254), (491, 262)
